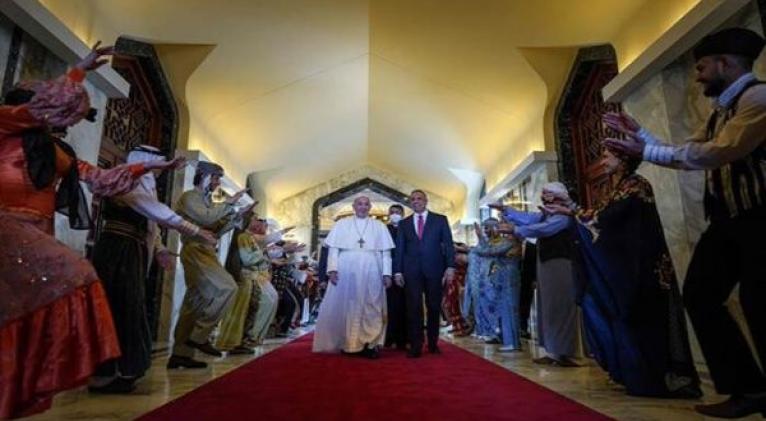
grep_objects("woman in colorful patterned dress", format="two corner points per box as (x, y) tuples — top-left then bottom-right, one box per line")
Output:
(545, 149), (701, 398)
(0, 44), (180, 419)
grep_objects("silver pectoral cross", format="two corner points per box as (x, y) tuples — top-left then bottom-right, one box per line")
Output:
(358, 238), (365, 248)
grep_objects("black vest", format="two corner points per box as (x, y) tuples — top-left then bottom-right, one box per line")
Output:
(100, 198), (149, 242)
(704, 80), (766, 221)
(537, 227), (573, 262)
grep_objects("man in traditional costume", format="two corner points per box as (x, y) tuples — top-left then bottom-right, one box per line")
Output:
(604, 27), (766, 418)
(217, 216), (300, 352)
(0, 43), (181, 419)
(313, 196), (394, 359)
(89, 145), (216, 393)
(493, 182), (580, 367)
(168, 162), (252, 369)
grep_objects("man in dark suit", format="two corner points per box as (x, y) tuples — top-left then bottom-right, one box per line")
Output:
(393, 190), (456, 358)
(385, 204), (407, 350)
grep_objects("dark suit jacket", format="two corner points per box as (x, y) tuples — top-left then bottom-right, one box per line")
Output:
(393, 212), (455, 280)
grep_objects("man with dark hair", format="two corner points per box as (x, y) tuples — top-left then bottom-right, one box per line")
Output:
(168, 162), (252, 369)
(385, 203), (407, 349)
(394, 190), (456, 358)
(605, 27), (766, 418)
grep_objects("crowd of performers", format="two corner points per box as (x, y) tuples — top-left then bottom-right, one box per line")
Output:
(1, 24), (766, 420)
(0, 45), (322, 419)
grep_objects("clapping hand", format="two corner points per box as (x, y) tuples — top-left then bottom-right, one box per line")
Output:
(602, 111), (646, 159)
(603, 112), (641, 137)
(540, 203), (573, 216)
(328, 271), (339, 285)
(75, 41), (115, 72)
(603, 133), (645, 159)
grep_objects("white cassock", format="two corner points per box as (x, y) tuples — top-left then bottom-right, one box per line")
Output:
(312, 216), (394, 353)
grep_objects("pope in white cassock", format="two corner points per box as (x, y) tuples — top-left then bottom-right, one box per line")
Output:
(312, 196), (395, 359)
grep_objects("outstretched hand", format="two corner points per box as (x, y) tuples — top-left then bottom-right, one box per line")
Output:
(75, 41), (115, 72)
(541, 203), (573, 216)
(144, 156), (186, 172)
(603, 133), (645, 159)
(603, 111), (641, 137)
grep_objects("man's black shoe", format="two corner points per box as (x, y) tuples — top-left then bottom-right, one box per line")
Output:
(185, 340), (223, 357)
(428, 345), (441, 354)
(407, 350), (421, 358)
(694, 395), (766, 419)
(167, 355), (208, 369)
(88, 377), (136, 394)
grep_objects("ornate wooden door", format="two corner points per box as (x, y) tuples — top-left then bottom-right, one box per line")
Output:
(86, 55), (163, 252)
(569, 61), (620, 208)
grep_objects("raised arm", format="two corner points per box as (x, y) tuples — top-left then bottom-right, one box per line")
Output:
(514, 214), (570, 239)
(176, 191), (235, 229)
(502, 208), (544, 226)
(117, 183), (199, 236)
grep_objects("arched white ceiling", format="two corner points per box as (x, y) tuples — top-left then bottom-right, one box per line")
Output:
(41, 0), (657, 205)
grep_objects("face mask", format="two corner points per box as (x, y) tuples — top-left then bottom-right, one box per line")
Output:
(389, 214), (402, 224)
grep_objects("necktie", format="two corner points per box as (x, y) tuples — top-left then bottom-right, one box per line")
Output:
(417, 214), (425, 240)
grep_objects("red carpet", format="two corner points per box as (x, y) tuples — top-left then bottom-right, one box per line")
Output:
(140, 335), (611, 421)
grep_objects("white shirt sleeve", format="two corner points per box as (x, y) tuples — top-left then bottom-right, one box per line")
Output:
(381, 250), (392, 277)
(327, 247), (340, 274)
(119, 184), (199, 236)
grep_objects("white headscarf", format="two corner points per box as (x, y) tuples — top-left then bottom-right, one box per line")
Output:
(127, 145), (165, 193)
(543, 181), (569, 198)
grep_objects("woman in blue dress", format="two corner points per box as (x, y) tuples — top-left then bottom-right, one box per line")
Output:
(467, 218), (523, 351)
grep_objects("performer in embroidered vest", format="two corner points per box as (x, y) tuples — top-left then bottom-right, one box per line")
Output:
(89, 145), (215, 393)
(604, 27), (766, 418)
(313, 196), (394, 359)
(492, 183), (580, 367)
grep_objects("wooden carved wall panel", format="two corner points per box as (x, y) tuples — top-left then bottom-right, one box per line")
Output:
(555, 46), (620, 209)
(101, 55), (162, 160)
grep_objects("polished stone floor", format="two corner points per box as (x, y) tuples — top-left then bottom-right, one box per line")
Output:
(24, 330), (761, 421)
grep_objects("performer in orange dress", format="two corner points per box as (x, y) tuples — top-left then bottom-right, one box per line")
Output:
(0, 43), (181, 419)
